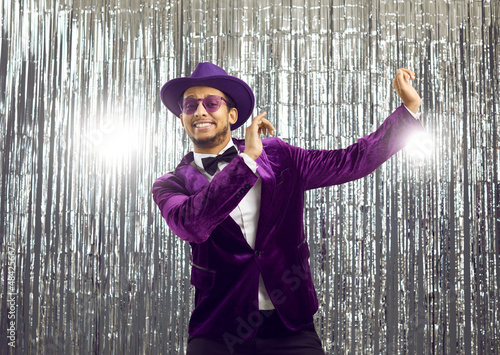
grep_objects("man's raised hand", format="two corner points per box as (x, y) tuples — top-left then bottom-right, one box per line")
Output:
(393, 68), (422, 114)
(243, 112), (275, 161)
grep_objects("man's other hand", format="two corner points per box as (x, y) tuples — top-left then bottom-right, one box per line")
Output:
(244, 112), (275, 160)
(393, 68), (422, 114)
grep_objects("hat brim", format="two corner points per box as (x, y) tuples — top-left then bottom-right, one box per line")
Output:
(160, 75), (255, 131)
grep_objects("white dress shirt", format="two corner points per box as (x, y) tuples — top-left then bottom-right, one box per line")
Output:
(192, 139), (275, 310)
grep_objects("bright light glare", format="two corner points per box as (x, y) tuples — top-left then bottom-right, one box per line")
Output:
(83, 119), (139, 162)
(405, 131), (434, 160)
(100, 126), (138, 160)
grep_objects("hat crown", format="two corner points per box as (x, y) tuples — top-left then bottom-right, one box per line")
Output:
(190, 62), (228, 78)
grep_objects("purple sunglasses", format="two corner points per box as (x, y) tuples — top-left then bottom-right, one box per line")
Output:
(179, 95), (230, 115)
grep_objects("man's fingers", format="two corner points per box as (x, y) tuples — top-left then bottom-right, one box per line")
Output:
(250, 113), (275, 136)
(393, 68), (417, 94)
(407, 69), (416, 79)
(251, 112), (268, 126)
(398, 68), (416, 81)
(261, 118), (275, 136)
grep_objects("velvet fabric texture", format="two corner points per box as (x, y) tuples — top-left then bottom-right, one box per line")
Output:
(152, 105), (424, 340)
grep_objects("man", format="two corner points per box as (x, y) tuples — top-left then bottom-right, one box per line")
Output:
(152, 62), (423, 354)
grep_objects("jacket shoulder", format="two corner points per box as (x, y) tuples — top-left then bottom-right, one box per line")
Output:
(260, 137), (292, 153)
(262, 136), (291, 156)
(232, 136), (288, 156)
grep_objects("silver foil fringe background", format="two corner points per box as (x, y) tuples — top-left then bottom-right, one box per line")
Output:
(1, 0), (499, 354)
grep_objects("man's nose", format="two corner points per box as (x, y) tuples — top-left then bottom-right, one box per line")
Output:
(194, 101), (207, 116)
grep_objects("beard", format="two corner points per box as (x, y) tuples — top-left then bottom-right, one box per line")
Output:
(188, 120), (231, 150)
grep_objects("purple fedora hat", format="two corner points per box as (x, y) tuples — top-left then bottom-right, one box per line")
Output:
(160, 62), (255, 130)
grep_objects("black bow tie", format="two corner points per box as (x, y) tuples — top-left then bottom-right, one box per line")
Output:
(201, 146), (238, 176)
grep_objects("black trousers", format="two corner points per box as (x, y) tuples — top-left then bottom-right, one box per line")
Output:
(186, 310), (325, 355)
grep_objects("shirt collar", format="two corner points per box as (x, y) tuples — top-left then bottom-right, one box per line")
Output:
(192, 139), (238, 172)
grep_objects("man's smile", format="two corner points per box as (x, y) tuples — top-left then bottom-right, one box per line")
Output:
(192, 120), (216, 132)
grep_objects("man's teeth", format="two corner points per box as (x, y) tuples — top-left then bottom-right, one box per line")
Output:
(195, 123), (212, 128)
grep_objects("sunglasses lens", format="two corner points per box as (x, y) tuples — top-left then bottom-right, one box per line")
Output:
(180, 96), (224, 114)
(182, 98), (199, 114)
(203, 96), (222, 112)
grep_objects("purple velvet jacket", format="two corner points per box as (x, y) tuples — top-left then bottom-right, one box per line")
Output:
(152, 105), (424, 340)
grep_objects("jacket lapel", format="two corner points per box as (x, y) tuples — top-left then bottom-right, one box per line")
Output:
(254, 146), (275, 243)
(233, 139), (276, 246)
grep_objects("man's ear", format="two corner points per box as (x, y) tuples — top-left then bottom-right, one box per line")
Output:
(229, 108), (238, 125)
(179, 114), (186, 128)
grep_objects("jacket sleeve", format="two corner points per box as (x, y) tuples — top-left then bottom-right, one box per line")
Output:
(280, 105), (425, 190)
(152, 155), (259, 243)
